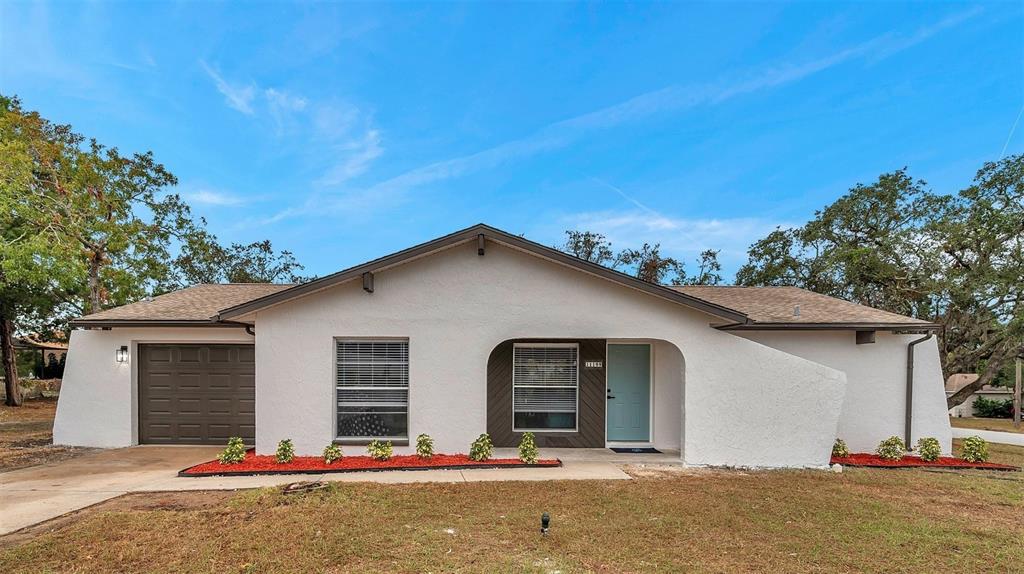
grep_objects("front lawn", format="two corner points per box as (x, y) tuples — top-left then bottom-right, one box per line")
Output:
(0, 398), (94, 472)
(2, 444), (1022, 573)
(950, 416), (1024, 434)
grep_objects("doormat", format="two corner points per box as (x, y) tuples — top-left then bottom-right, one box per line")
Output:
(610, 447), (661, 454)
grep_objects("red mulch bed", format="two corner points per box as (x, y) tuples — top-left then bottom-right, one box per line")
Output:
(831, 453), (1019, 471)
(180, 452), (561, 477)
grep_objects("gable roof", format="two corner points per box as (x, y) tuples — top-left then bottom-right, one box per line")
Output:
(215, 224), (750, 323)
(674, 285), (938, 330)
(71, 283), (294, 328)
(70, 224), (939, 331)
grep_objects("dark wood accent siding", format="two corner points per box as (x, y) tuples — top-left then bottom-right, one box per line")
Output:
(139, 344), (255, 445)
(487, 339), (606, 448)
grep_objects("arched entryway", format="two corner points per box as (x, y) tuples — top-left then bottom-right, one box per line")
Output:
(485, 337), (685, 453)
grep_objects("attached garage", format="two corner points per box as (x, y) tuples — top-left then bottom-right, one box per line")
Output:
(138, 344), (256, 445)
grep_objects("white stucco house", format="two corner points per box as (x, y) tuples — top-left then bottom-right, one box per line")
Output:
(53, 224), (952, 468)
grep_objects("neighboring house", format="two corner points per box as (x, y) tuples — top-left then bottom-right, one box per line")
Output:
(946, 374), (1013, 418)
(53, 224), (952, 468)
(12, 335), (68, 379)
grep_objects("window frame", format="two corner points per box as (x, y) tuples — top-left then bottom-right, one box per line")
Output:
(333, 337), (410, 442)
(511, 342), (580, 433)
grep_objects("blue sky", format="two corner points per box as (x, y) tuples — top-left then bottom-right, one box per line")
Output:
(2, 1), (1022, 280)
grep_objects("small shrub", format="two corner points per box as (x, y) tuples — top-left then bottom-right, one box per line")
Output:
(218, 436), (246, 465)
(960, 436), (989, 463)
(973, 397), (1013, 418)
(875, 436), (906, 461)
(831, 438), (849, 458)
(323, 444), (343, 464)
(275, 439), (295, 464)
(915, 437), (941, 462)
(416, 434), (434, 459)
(518, 432), (539, 464)
(367, 439), (393, 461)
(469, 433), (493, 462)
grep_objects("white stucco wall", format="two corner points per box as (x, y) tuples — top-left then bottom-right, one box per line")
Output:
(53, 327), (253, 448)
(252, 240), (846, 468)
(739, 331), (952, 454)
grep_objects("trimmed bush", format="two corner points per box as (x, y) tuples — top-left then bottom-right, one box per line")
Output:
(275, 439), (295, 464)
(960, 436), (989, 463)
(973, 397), (1013, 418)
(875, 436), (906, 461)
(367, 439), (393, 461)
(915, 437), (941, 462)
(518, 432), (539, 464)
(831, 438), (850, 458)
(218, 437), (246, 465)
(323, 444), (343, 464)
(415, 434), (434, 459)
(469, 433), (493, 462)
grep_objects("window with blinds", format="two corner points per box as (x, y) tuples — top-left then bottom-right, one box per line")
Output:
(336, 340), (408, 439)
(512, 343), (578, 431)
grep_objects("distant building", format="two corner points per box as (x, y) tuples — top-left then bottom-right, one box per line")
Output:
(946, 374), (1012, 418)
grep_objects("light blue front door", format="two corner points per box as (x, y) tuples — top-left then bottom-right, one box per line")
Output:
(606, 344), (651, 442)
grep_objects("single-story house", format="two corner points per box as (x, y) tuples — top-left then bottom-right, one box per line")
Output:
(54, 224), (952, 468)
(946, 374), (1014, 418)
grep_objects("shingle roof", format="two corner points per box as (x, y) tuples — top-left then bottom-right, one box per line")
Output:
(672, 285), (933, 327)
(74, 282), (931, 330)
(72, 284), (295, 325)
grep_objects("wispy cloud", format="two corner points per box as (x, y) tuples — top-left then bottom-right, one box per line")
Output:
(200, 60), (256, 115)
(317, 129), (384, 186)
(267, 9), (978, 222)
(198, 62), (384, 198)
(265, 88), (308, 133)
(181, 186), (246, 206)
(561, 210), (794, 277)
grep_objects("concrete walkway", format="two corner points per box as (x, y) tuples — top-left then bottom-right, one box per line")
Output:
(951, 427), (1024, 446)
(1, 446), (635, 535)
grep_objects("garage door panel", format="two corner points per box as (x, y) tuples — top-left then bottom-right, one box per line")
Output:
(140, 344), (255, 445)
(207, 373), (233, 390)
(177, 347), (203, 363)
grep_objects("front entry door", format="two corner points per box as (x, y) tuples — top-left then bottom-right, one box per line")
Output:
(606, 344), (651, 442)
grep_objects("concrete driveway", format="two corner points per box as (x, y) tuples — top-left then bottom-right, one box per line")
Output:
(0, 446), (220, 535)
(1, 446), (631, 535)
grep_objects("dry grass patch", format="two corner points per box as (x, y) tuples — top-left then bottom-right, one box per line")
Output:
(950, 416), (1024, 434)
(2, 449), (1023, 573)
(0, 398), (94, 472)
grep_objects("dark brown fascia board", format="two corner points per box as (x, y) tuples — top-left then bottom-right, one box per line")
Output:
(70, 319), (249, 329)
(717, 322), (942, 332)
(215, 223), (752, 324)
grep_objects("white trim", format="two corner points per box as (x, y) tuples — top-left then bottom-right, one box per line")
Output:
(604, 341), (655, 445)
(511, 342), (580, 433)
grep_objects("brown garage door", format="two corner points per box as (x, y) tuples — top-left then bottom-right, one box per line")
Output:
(139, 344), (255, 445)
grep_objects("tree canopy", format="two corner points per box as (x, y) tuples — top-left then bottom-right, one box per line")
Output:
(0, 95), (305, 405)
(737, 158), (1023, 407)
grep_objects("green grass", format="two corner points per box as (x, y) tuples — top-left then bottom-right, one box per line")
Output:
(2, 445), (1022, 573)
(950, 416), (1024, 434)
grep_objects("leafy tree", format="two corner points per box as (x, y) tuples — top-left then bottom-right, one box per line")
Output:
(1, 95), (307, 406)
(736, 160), (1024, 408)
(561, 230), (615, 266)
(936, 156), (1023, 407)
(616, 243), (683, 284)
(1, 95), (84, 404)
(674, 249), (723, 286)
(171, 228), (306, 286)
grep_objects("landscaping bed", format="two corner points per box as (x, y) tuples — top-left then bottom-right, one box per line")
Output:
(180, 451), (561, 477)
(832, 453), (1019, 471)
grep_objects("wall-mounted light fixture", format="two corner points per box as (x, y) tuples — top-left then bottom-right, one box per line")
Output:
(116, 345), (129, 363)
